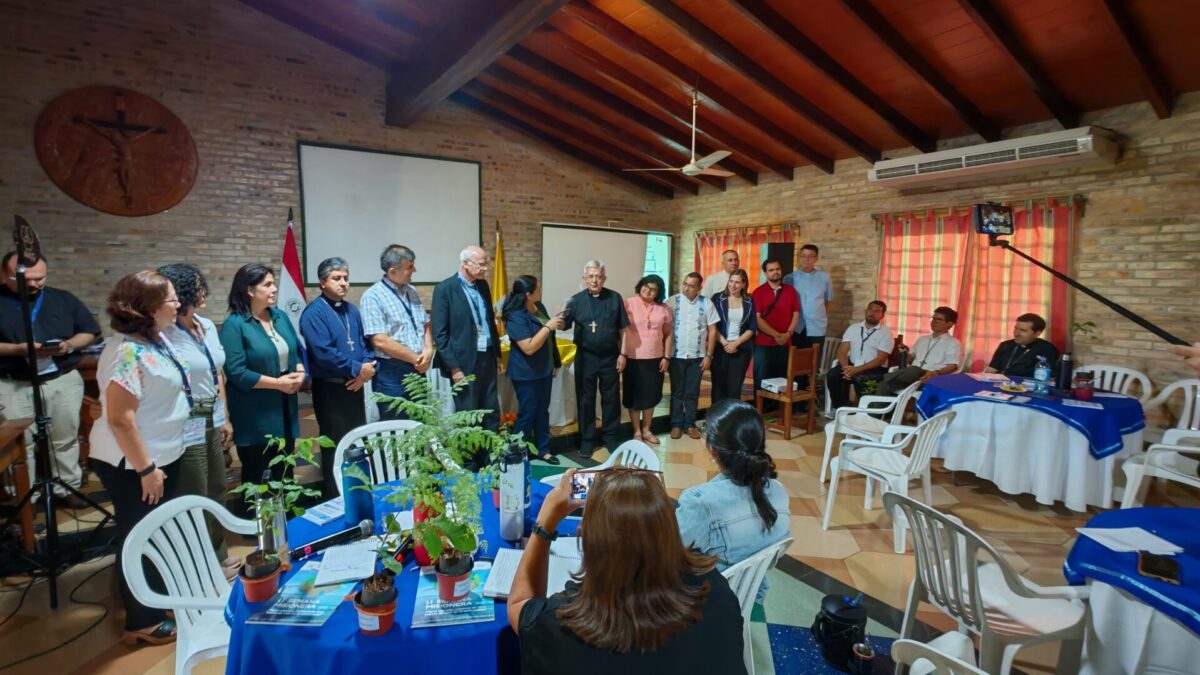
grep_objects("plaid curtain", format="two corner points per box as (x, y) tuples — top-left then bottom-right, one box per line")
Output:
(694, 226), (793, 293)
(878, 198), (1076, 371)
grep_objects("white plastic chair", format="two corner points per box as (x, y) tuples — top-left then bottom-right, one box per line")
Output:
(885, 492), (1088, 675)
(1120, 428), (1200, 508)
(1141, 378), (1200, 444)
(1082, 364), (1152, 402)
(539, 439), (661, 486)
(332, 420), (421, 495)
(892, 636), (985, 675)
(820, 337), (842, 416)
(721, 537), (793, 675)
(121, 495), (257, 675)
(822, 411), (955, 553)
(819, 380), (923, 483)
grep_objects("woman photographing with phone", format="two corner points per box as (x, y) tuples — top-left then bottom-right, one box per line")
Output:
(219, 263), (305, 485)
(508, 467), (746, 674)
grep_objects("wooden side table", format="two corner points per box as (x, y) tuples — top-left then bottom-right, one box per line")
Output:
(1, 418), (35, 553)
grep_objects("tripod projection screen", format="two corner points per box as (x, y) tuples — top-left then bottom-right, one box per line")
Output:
(298, 142), (481, 285)
(540, 223), (673, 312)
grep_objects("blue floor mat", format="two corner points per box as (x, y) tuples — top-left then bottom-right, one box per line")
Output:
(768, 624), (895, 674)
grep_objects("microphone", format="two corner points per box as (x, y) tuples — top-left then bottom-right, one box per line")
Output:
(290, 519), (374, 561)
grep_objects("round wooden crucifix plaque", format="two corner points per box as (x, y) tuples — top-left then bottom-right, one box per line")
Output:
(34, 86), (199, 217)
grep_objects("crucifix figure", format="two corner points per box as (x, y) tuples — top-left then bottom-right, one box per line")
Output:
(589, 320), (598, 333)
(73, 90), (166, 208)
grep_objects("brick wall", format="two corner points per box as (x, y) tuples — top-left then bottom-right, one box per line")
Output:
(0, 0), (660, 313)
(652, 95), (1200, 389)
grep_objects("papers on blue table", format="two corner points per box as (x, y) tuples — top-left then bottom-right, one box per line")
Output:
(969, 373), (1011, 383)
(974, 390), (1013, 401)
(1062, 399), (1104, 410)
(482, 538), (583, 600)
(301, 497), (344, 526)
(1076, 527), (1183, 555)
(246, 561), (355, 627)
(314, 540), (378, 586)
(411, 562), (494, 628)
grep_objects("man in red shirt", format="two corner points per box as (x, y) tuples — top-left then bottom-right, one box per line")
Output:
(750, 258), (799, 397)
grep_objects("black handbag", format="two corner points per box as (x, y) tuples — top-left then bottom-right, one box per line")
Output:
(811, 594), (867, 671)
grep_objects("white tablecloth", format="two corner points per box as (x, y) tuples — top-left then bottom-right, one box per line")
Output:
(931, 400), (1141, 511)
(1081, 581), (1200, 675)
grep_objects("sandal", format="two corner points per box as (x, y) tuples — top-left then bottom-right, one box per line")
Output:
(122, 619), (177, 646)
(641, 432), (660, 445)
(540, 453), (561, 466)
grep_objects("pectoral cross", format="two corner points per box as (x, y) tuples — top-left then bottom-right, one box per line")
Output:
(589, 320), (598, 333)
(347, 335), (355, 350)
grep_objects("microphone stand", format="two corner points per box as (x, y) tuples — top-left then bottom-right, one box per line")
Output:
(2, 216), (113, 608)
(988, 234), (1187, 346)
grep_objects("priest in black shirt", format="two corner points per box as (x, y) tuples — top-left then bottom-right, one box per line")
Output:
(562, 260), (629, 459)
(0, 252), (100, 507)
(985, 312), (1060, 378)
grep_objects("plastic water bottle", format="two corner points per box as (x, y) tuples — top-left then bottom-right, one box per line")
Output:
(341, 446), (375, 527)
(1034, 356), (1051, 394)
(498, 445), (529, 542)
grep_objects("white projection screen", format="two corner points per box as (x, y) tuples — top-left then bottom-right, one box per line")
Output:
(540, 223), (673, 313)
(298, 142), (480, 285)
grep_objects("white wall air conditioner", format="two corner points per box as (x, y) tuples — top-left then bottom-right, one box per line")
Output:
(868, 126), (1120, 188)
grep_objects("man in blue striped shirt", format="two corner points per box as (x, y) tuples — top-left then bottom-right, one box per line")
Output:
(360, 244), (432, 420)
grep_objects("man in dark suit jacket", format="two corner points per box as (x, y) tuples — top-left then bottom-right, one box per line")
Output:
(432, 245), (502, 450)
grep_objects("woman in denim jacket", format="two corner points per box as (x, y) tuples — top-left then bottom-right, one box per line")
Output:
(676, 399), (790, 599)
(710, 269), (756, 403)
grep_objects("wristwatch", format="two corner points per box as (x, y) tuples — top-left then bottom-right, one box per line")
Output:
(532, 523), (558, 541)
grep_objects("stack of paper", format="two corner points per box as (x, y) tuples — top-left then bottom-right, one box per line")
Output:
(1076, 527), (1183, 555)
(313, 539), (379, 586)
(482, 537), (583, 599)
(969, 373), (1011, 383)
(300, 497), (345, 525)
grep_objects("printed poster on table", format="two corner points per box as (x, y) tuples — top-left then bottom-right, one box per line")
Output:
(410, 562), (494, 629)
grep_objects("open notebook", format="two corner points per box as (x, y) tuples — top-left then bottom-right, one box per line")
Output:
(482, 537), (583, 600)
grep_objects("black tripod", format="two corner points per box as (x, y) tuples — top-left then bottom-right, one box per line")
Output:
(3, 216), (112, 608)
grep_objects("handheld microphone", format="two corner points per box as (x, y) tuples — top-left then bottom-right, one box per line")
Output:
(290, 519), (374, 561)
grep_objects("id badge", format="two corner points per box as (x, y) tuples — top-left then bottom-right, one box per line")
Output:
(36, 356), (58, 376)
(183, 417), (207, 448)
(212, 399), (227, 427)
(476, 329), (489, 352)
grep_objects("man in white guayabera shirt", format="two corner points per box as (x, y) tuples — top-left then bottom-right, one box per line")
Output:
(876, 306), (962, 396)
(667, 272), (719, 439)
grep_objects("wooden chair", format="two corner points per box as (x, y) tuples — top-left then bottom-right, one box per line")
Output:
(755, 345), (819, 439)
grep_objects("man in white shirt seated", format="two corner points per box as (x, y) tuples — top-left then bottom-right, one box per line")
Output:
(877, 306), (962, 396)
(826, 300), (894, 413)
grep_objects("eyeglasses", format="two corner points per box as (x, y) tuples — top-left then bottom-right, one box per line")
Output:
(466, 259), (488, 269)
(163, 297), (181, 306)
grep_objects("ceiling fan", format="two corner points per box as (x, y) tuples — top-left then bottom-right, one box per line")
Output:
(624, 90), (734, 178)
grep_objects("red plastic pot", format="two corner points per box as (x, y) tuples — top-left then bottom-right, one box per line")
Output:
(240, 567), (281, 603)
(437, 569), (473, 602)
(413, 503), (433, 566)
(492, 488), (500, 509)
(353, 593), (397, 635)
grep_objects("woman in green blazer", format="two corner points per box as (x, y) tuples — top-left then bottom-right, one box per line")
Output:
(219, 263), (306, 485)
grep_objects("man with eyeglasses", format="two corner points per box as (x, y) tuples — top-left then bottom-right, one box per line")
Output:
(433, 245), (502, 466)
(876, 306), (962, 396)
(0, 252), (100, 508)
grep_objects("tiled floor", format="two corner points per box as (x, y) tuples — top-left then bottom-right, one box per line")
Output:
(3, 400), (1197, 674)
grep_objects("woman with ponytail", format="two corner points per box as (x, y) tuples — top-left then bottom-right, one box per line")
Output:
(676, 399), (790, 597)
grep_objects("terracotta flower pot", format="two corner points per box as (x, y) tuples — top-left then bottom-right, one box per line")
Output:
(353, 591), (398, 635)
(492, 488), (501, 509)
(436, 555), (475, 602)
(239, 565), (281, 603)
(413, 504), (434, 566)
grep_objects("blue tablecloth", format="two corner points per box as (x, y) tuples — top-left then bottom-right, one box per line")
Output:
(915, 374), (1144, 459)
(1064, 507), (1200, 635)
(224, 479), (574, 675)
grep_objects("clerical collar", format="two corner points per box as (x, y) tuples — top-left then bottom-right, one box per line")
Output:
(320, 294), (344, 309)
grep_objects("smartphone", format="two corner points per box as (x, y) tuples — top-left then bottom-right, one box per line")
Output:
(1137, 551), (1181, 585)
(570, 470), (598, 502)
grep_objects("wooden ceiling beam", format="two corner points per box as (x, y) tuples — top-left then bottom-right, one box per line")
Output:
(839, 0), (1000, 141)
(540, 27), (787, 180)
(451, 91), (674, 198)
(955, 0), (1079, 128)
(241, 0), (399, 70)
(640, 0), (880, 162)
(1098, 0), (1173, 119)
(562, 2), (833, 173)
(384, 0), (569, 127)
(728, 0), (935, 152)
(353, 1), (423, 43)
(461, 83), (699, 195)
(504, 46), (746, 185)
(480, 66), (725, 190)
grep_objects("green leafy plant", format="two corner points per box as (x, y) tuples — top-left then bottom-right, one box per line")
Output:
(372, 373), (519, 571)
(231, 435), (330, 543)
(860, 378), (879, 396)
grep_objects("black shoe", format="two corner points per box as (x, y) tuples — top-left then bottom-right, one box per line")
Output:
(55, 493), (91, 510)
(579, 449), (594, 460)
(540, 453), (561, 465)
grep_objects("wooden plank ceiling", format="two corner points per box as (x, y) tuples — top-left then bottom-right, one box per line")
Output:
(243, 0), (1200, 198)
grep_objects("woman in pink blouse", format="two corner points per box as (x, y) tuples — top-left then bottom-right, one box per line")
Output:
(623, 275), (674, 444)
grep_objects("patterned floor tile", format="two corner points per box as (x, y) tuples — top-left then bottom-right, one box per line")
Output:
(787, 516), (861, 560)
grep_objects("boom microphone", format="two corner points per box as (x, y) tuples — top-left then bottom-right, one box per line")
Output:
(290, 519), (374, 561)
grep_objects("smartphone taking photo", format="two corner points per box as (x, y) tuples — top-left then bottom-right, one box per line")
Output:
(570, 470), (598, 502)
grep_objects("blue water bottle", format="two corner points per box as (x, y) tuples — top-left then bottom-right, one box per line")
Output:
(341, 446), (375, 527)
(1033, 356), (1051, 394)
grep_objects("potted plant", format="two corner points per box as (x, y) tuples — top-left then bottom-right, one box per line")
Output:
(230, 435), (328, 592)
(238, 549), (282, 603)
(373, 373), (511, 587)
(352, 570), (398, 635)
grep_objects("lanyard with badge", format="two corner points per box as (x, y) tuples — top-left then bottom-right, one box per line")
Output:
(859, 325), (879, 363)
(154, 338), (205, 449)
(175, 319), (226, 427)
(9, 292), (59, 376)
(458, 275), (489, 350)
(384, 277), (420, 336)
